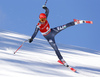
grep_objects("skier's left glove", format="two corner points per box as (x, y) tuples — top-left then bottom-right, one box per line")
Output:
(29, 38), (33, 43)
(42, 5), (47, 9)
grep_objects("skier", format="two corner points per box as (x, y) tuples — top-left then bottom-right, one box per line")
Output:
(29, 5), (93, 67)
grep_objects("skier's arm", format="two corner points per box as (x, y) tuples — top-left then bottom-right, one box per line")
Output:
(29, 25), (39, 43)
(42, 5), (49, 18)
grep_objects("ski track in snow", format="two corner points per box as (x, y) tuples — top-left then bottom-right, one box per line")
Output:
(0, 31), (100, 77)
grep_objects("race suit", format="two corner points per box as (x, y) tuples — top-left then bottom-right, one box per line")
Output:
(31, 7), (75, 60)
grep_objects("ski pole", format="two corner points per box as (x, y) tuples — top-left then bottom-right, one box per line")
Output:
(14, 40), (28, 54)
(44, 0), (48, 6)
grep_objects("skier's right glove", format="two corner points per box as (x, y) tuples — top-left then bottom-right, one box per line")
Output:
(29, 38), (33, 43)
(42, 5), (47, 9)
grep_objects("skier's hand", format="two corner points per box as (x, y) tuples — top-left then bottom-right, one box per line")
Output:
(29, 38), (33, 43)
(42, 5), (47, 9)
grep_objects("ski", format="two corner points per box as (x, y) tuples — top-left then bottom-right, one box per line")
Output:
(58, 60), (77, 72)
(68, 66), (76, 72)
(74, 19), (93, 24)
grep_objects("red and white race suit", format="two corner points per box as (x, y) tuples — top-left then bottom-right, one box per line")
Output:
(37, 20), (51, 36)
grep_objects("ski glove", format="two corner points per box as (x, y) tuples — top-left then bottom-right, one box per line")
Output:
(42, 5), (47, 9)
(29, 38), (33, 43)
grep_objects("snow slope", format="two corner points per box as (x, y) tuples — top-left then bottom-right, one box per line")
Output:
(0, 31), (100, 77)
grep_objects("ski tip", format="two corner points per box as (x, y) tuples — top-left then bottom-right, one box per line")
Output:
(75, 71), (78, 73)
(90, 21), (93, 24)
(70, 67), (77, 72)
(85, 21), (93, 24)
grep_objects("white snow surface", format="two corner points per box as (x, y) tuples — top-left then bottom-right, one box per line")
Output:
(0, 31), (100, 77)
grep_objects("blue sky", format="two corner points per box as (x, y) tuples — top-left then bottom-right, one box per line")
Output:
(0, 0), (100, 51)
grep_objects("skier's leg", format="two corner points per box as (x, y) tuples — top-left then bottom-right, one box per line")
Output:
(52, 19), (93, 35)
(48, 38), (68, 66)
(44, 31), (63, 60)
(52, 21), (75, 35)
(48, 38), (63, 60)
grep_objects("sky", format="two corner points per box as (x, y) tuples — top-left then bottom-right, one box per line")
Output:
(0, 0), (100, 51)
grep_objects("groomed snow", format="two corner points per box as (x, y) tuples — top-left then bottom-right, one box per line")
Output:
(0, 31), (100, 77)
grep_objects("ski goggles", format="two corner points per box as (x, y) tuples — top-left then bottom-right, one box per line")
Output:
(40, 18), (46, 22)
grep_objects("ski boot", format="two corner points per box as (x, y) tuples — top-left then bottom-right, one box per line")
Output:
(58, 59), (69, 67)
(58, 59), (76, 72)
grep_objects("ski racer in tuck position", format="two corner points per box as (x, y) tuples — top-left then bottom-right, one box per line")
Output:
(29, 5), (93, 68)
